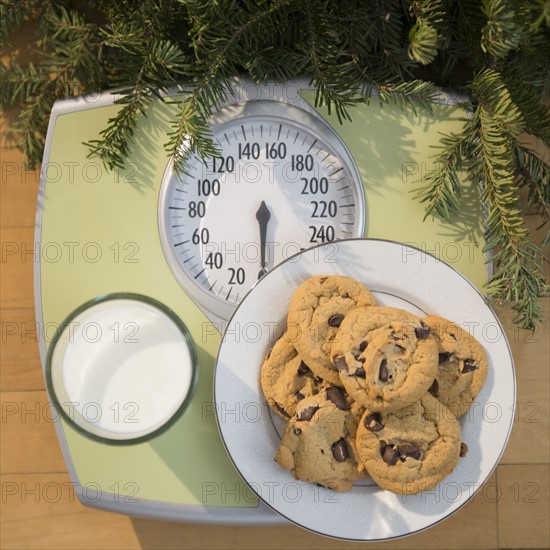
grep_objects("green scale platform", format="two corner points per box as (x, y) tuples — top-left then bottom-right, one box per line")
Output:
(35, 81), (486, 522)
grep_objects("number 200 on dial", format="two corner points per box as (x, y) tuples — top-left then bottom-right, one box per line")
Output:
(158, 101), (366, 319)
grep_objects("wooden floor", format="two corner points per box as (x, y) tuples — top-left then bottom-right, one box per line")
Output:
(1, 109), (550, 549)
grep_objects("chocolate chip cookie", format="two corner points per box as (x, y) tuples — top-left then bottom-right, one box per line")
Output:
(356, 394), (462, 494)
(330, 307), (438, 412)
(287, 276), (378, 386)
(423, 315), (489, 417)
(274, 388), (365, 492)
(260, 333), (325, 419)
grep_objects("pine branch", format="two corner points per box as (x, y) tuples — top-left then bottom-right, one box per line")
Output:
(407, 0), (446, 65)
(408, 21), (439, 65)
(413, 124), (473, 219)
(301, 0), (358, 123)
(166, 0), (297, 172)
(0, 61), (46, 108)
(475, 108), (546, 329)
(2, 0), (549, 328)
(471, 67), (525, 135)
(514, 141), (550, 246)
(377, 79), (438, 112)
(481, 0), (524, 59)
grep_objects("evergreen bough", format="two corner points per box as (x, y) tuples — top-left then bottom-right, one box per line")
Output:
(1, 0), (548, 329)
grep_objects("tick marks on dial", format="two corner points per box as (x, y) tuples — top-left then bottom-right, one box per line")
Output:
(194, 268), (206, 280)
(175, 188), (188, 194)
(169, 206), (186, 210)
(226, 287), (233, 301)
(277, 124), (282, 140)
(307, 139), (318, 153)
(241, 125), (247, 140)
(293, 132), (300, 144)
(336, 185), (350, 192)
(183, 256), (195, 263)
(224, 133), (230, 145)
(329, 166), (344, 177)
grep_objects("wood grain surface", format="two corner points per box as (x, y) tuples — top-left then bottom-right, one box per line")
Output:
(1, 27), (549, 549)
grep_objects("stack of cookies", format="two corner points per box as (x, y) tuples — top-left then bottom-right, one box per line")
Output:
(260, 275), (488, 495)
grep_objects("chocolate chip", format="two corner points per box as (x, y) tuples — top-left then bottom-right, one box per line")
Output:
(353, 366), (366, 378)
(353, 352), (366, 363)
(381, 443), (400, 465)
(462, 359), (478, 373)
(331, 438), (349, 462)
(297, 405), (319, 421)
(438, 352), (452, 364)
(379, 359), (389, 382)
(397, 443), (421, 460)
(428, 379), (439, 397)
(293, 427), (302, 435)
(274, 402), (290, 418)
(328, 314), (344, 327)
(333, 355), (349, 372)
(320, 448), (325, 454)
(394, 344), (406, 351)
(415, 321), (431, 339)
(313, 376), (323, 385)
(460, 442), (469, 457)
(319, 277), (328, 284)
(341, 292), (349, 299)
(364, 413), (384, 432)
(326, 386), (349, 410)
(297, 360), (310, 376)
(295, 391), (305, 401)
(359, 341), (368, 352)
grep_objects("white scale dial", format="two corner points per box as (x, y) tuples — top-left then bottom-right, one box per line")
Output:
(159, 101), (366, 320)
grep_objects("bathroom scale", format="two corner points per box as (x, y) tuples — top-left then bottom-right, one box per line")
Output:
(35, 80), (488, 523)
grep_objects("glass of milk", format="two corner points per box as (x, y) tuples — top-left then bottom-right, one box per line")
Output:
(46, 293), (198, 443)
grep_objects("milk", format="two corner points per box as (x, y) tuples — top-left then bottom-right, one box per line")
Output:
(51, 299), (195, 440)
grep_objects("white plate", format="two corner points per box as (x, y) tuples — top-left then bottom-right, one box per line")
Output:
(214, 239), (515, 541)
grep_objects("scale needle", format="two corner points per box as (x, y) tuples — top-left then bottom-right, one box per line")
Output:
(255, 200), (271, 280)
